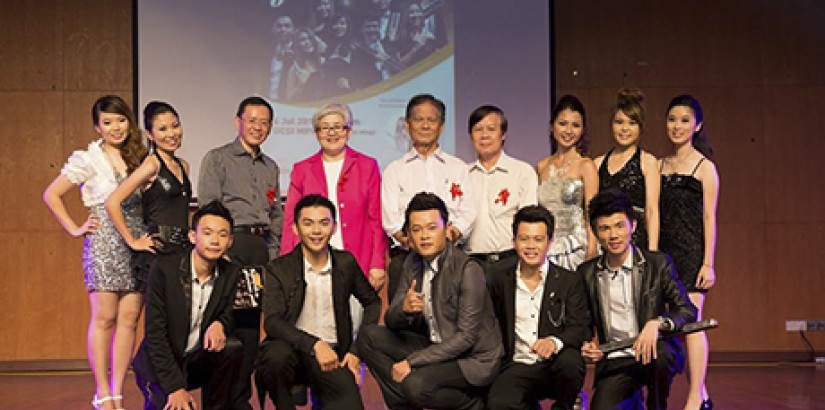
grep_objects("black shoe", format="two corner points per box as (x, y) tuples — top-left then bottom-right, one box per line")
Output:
(700, 398), (714, 410)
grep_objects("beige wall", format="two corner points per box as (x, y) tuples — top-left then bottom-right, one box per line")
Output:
(1, 0), (823, 363)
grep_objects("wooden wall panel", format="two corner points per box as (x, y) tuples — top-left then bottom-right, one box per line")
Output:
(0, 233), (87, 360)
(555, 0), (825, 355)
(762, 86), (825, 222)
(0, 0), (133, 363)
(0, 1), (65, 91)
(707, 222), (771, 351)
(63, 0), (133, 91)
(0, 93), (65, 231)
(763, 223), (825, 350)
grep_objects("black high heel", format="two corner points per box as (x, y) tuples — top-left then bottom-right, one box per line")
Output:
(700, 398), (714, 409)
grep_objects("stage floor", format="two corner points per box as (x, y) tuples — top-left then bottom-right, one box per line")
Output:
(1, 362), (824, 409)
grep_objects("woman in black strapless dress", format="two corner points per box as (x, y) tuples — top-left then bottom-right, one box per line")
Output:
(659, 95), (719, 410)
(595, 88), (661, 251)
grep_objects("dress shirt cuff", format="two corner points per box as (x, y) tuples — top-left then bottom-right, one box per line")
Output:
(548, 336), (564, 354)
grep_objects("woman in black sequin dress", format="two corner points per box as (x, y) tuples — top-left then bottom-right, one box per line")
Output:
(105, 101), (192, 256)
(659, 95), (719, 410)
(595, 88), (661, 250)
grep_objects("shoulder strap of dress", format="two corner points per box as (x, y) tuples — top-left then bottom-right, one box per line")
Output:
(599, 148), (614, 172)
(690, 157), (705, 175)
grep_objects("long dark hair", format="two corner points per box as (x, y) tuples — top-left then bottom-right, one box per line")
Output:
(92, 95), (146, 174)
(667, 94), (713, 159)
(549, 94), (588, 154)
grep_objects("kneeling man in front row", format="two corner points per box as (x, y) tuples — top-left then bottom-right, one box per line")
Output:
(487, 205), (591, 410)
(580, 190), (696, 410)
(358, 192), (503, 410)
(256, 194), (381, 409)
(133, 200), (243, 410)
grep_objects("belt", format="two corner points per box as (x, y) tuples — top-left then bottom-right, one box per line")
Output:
(233, 224), (271, 237)
(470, 248), (517, 263)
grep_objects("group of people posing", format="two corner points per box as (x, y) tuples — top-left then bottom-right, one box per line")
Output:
(43, 88), (719, 410)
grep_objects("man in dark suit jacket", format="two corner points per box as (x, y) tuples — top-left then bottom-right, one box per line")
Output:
(358, 192), (503, 410)
(256, 194), (381, 409)
(487, 205), (591, 410)
(133, 201), (242, 410)
(579, 190), (697, 410)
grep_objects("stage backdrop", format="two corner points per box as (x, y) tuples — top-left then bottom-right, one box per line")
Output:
(137, 0), (552, 194)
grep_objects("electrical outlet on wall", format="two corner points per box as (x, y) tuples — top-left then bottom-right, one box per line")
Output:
(786, 320), (806, 331)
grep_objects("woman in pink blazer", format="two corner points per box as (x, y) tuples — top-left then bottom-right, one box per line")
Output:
(281, 102), (387, 291)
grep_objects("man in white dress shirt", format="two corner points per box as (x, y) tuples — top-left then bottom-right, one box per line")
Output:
(382, 94), (476, 301)
(465, 105), (538, 280)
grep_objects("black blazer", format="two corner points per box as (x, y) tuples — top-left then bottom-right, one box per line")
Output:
(132, 252), (239, 394)
(488, 262), (592, 362)
(577, 247), (696, 352)
(262, 245), (381, 358)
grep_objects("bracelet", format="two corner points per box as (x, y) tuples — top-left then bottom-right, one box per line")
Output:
(702, 263), (713, 268)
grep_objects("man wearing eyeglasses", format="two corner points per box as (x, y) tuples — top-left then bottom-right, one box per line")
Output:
(486, 205), (590, 410)
(381, 94), (476, 302)
(198, 95), (283, 410)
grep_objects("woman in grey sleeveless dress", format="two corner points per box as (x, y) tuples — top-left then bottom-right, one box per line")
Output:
(536, 95), (599, 270)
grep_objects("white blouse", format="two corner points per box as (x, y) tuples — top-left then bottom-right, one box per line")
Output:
(60, 139), (120, 207)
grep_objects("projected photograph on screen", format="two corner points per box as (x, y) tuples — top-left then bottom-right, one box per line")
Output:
(139, 0), (549, 196)
(263, 0), (455, 189)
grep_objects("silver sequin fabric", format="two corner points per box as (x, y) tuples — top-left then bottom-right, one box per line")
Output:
(81, 191), (147, 292)
(539, 175), (588, 270)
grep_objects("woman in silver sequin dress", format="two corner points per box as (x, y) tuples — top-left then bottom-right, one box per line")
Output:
(536, 95), (599, 270)
(43, 95), (148, 410)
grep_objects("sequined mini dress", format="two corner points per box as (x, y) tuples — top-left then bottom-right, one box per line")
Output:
(598, 147), (648, 249)
(539, 164), (588, 270)
(660, 158), (707, 293)
(61, 140), (147, 292)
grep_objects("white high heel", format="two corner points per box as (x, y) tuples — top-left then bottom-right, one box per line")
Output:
(91, 395), (113, 409)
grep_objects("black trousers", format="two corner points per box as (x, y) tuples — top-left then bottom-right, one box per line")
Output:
(487, 348), (585, 410)
(135, 338), (243, 410)
(256, 339), (363, 409)
(226, 232), (270, 410)
(590, 341), (684, 410)
(357, 324), (486, 410)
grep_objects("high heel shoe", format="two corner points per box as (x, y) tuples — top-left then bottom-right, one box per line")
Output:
(111, 394), (125, 410)
(91, 395), (113, 409)
(699, 398), (714, 410)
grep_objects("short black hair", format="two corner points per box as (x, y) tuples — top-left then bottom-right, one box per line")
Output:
(192, 200), (234, 231)
(236, 96), (274, 120)
(512, 205), (555, 239)
(468, 104), (507, 134)
(403, 192), (449, 233)
(294, 194), (337, 223)
(587, 189), (635, 233)
(405, 94), (445, 124)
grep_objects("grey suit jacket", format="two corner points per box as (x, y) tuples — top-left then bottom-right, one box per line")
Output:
(385, 243), (503, 386)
